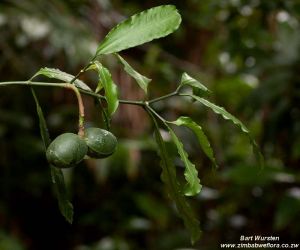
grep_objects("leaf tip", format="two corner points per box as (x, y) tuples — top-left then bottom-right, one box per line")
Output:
(191, 229), (202, 245)
(184, 183), (202, 196)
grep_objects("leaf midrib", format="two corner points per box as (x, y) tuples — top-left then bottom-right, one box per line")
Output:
(98, 8), (179, 53)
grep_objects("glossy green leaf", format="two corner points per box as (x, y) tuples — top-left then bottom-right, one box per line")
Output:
(149, 112), (201, 244)
(33, 67), (91, 91)
(173, 116), (217, 168)
(180, 72), (209, 96)
(168, 127), (202, 196)
(31, 88), (74, 223)
(190, 95), (264, 167)
(94, 62), (119, 115)
(96, 5), (181, 55)
(116, 54), (151, 94)
(86, 63), (104, 93)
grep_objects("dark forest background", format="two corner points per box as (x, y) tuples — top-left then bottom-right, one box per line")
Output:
(0, 1), (299, 249)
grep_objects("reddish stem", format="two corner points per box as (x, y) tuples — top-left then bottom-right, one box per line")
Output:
(65, 83), (85, 138)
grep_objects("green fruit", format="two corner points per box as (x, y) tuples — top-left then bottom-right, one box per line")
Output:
(84, 127), (117, 158)
(46, 133), (88, 168)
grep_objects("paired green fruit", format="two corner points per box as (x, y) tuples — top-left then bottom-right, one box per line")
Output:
(46, 133), (88, 168)
(84, 127), (117, 158)
(46, 128), (117, 168)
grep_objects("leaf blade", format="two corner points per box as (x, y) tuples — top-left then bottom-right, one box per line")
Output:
(31, 88), (74, 223)
(50, 167), (74, 224)
(148, 112), (201, 244)
(180, 72), (210, 96)
(116, 54), (151, 94)
(33, 67), (91, 91)
(94, 62), (119, 116)
(168, 127), (202, 196)
(31, 88), (51, 148)
(190, 95), (264, 167)
(173, 116), (217, 169)
(96, 5), (181, 55)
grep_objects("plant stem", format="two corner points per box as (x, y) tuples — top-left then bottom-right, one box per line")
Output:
(77, 87), (106, 100)
(119, 99), (145, 106)
(0, 81), (146, 107)
(70, 58), (96, 84)
(148, 90), (178, 104)
(96, 98), (111, 131)
(0, 81), (85, 136)
(145, 104), (167, 124)
(0, 81), (180, 128)
(64, 84), (146, 106)
(0, 81), (66, 88)
(178, 93), (191, 98)
(0, 81), (183, 108)
(81, 88), (146, 106)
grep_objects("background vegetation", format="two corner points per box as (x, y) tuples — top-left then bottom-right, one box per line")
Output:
(0, 0), (299, 249)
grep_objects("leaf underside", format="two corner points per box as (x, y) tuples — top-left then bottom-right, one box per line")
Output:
(96, 5), (182, 55)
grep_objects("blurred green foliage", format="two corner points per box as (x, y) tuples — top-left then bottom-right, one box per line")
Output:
(0, 0), (300, 249)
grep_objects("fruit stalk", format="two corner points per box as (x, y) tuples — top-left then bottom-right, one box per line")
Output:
(0, 81), (86, 136)
(65, 83), (85, 138)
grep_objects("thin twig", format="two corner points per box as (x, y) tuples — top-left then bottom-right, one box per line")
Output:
(0, 81), (146, 107)
(148, 90), (179, 104)
(146, 104), (167, 124)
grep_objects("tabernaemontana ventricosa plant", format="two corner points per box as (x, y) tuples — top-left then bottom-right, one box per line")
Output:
(0, 5), (263, 244)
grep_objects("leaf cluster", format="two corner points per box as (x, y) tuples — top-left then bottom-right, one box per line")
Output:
(3, 5), (263, 244)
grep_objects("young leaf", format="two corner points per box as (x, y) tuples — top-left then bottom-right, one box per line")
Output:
(148, 111), (201, 244)
(168, 127), (202, 196)
(172, 116), (217, 168)
(96, 5), (181, 55)
(189, 95), (264, 167)
(180, 72), (209, 96)
(93, 62), (119, 116)
(116, 54), (151, 94)
(33, 67), (91, 91)
(31, 88), (74, 223)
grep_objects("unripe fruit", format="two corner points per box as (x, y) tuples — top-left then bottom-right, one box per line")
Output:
(46, 133), (88, 168)
(84, 127), (117, 158)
